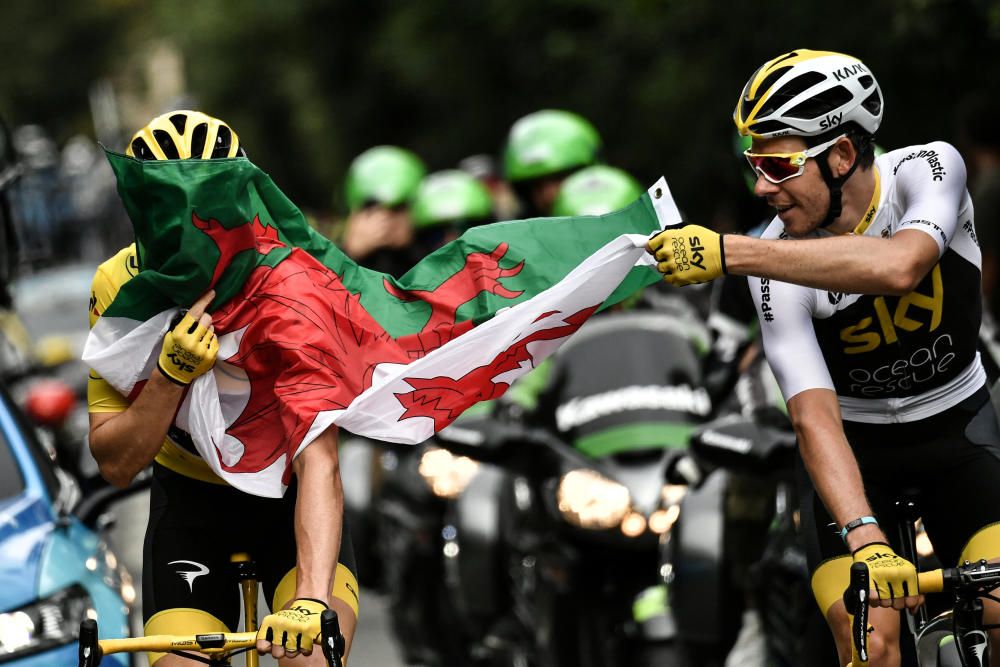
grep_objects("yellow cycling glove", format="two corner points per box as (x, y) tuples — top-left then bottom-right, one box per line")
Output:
(258, 598), (327, 654)
(157, 312), (218, 386)
(647, 224), (727, 286)
(853, 542), (919, 606)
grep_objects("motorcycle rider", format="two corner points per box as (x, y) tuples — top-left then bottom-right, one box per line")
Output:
(503, 109), (602, 217)
(87, 110), (358, 665)
(340, 145), (426, 275)
(410, 168), (495, 257)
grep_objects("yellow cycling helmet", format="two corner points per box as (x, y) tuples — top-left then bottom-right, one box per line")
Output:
(126, 110), (244, 160)
(734, 49), (883, 139)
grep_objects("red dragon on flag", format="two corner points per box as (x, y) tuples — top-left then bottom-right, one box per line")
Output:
(195, 213), (553, 478)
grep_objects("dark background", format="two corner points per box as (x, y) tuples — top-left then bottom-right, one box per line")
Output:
(3, 0), (999, 224)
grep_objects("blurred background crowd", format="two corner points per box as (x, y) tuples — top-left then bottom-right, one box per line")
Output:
(3, 1), (1000, 666)
(1, 0), (1000, 281)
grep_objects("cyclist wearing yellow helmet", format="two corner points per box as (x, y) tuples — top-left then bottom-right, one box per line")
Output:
(648, 50), (1000, 666)
(88, 110), (359, 665)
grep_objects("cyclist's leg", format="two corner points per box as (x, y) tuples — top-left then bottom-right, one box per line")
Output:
(806, 546), (901, 665)
(259, 483), (360, 664)
(142, 464), (242, 665)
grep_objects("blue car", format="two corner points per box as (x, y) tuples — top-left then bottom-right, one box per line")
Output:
(0, 383), (134, 665)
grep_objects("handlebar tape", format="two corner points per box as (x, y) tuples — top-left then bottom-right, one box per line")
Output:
(917, 569), (944, 594)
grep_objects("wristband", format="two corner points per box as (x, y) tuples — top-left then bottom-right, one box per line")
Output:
(840, 516), (878, 543)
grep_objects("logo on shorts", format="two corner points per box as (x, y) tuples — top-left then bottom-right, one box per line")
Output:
(169, 560), (210, 593)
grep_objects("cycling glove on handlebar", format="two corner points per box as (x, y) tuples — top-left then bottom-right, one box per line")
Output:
(258, 598), (328, 654)
(852, 542), (919, 605)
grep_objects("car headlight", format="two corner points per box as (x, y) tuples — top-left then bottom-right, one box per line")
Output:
(557, 469), (631, 530)
(0, 584), (93, 660)
(418, 447), (480, 499)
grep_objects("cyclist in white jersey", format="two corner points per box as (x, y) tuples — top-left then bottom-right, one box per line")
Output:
(646, 49), (1000, 666)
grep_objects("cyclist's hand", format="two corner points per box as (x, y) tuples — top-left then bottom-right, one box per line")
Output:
(853, 542), (923, 610)
(157, 291), (218, 386)
(257, 598), (327, 658)
(645, 224), (726, 286)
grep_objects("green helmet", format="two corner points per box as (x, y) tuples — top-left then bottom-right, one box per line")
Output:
(411, 170), (493, 230)
(551, 165), (642, 217)
(344, 145), (427, 212)
(503, 110), (601, 183)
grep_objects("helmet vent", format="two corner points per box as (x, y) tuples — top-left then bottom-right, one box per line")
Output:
(858, 75), (874, 89)
(130, 138), (155, 160)
(750, 66), (795, 119)
(776, 72), (826, 100)
(771, 51), (799, 66)
(152, 130), (180, 160)
(861, 89), (882, 116)
(213, 126), (233, 158)
(748, 120), (790, 136)
(784, 85), (852, 120)
(191, 123), (208, 159)
(168, 114), (187, 134)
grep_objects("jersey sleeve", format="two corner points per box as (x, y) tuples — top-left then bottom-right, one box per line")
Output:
(893, 142), (969, 256)
(88, 263), (130, 413)
(751, 276), (835, 401)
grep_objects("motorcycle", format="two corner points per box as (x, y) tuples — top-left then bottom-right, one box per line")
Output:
(422, 309), (712, 667)
(375, 429), (490, 665)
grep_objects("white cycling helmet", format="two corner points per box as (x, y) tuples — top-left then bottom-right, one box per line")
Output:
(734, 49), (883, 139)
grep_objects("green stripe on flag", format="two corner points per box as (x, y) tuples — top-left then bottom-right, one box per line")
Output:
(104, 151), (662, 336)
(573, 421), (695, 458)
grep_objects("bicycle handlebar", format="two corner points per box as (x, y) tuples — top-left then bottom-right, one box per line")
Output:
(847, 562), (1000, 667)
(79, 611), (345, 666)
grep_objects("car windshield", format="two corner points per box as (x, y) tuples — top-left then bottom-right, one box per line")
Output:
(11, 263), (94, 345)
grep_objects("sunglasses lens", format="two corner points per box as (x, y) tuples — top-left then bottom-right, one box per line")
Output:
(748, 155), (801, 183)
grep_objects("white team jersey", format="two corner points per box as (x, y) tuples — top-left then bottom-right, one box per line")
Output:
(751, 142), (985, 423)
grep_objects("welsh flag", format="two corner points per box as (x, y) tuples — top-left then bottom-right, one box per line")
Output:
(84, 153), (681, 497)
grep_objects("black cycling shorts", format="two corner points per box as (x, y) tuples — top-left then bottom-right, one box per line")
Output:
(798, 384), (1000, 571)
(142, 462), (357, 631)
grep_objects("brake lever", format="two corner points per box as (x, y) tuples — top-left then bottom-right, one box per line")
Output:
(320, 609), (345, 667)
(78, 619), (103, 667)
(843, 562), (870, 666)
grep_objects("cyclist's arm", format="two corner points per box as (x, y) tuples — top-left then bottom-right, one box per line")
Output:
(787, 389), (885, 548)
(88, 370), (184, 488)
(724, 230), (939, 296)
(750, 274), (886, 547)
(291, 425), (344, 604)
(88, 251), (184, 488)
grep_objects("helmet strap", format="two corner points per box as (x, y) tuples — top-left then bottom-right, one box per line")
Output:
(815, 148), (862, 229)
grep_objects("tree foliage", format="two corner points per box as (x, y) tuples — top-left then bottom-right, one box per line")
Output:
(4, 0), (1000, 222)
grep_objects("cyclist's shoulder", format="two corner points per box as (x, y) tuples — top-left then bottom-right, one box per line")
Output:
(93, 244), (138, 290)
(91, 244), (138, 325)
(879, 141), (966, 185)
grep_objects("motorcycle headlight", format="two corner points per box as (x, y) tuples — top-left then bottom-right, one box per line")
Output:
(418, 447), (480, 499)
(648, 484), (687, 535)
(557, 469), (631, 530)
(0, 584), (94, 659)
